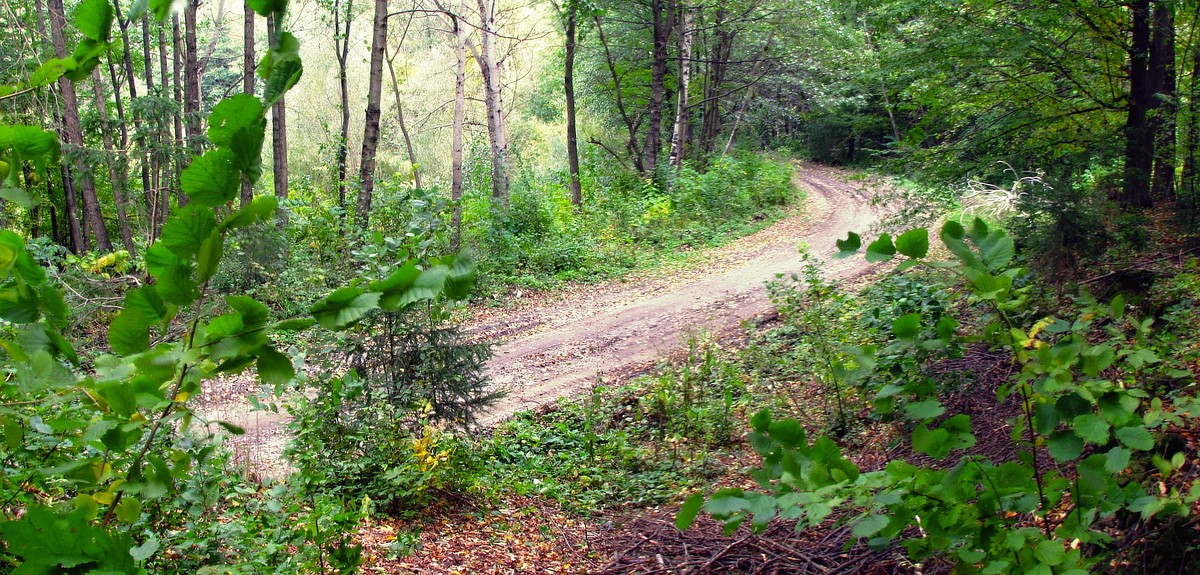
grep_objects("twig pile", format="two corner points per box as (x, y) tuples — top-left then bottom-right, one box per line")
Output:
(593, 512), (923, 575)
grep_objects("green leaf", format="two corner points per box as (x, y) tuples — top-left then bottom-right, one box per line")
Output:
(891, 313), (921, 341)
(181, 149), (240, 207)
(207, 95), (264, 148)
(1048, 430), (1084, 462)
(1033, 540), (1065, 566)
(114, 498), (141, 524)
(768, 419), (806, 448)
(196, 231), (224, 283)
(107, 287), (166, 355)
(750, 409), (771, 433)
(159, 206), (216, 259)
(155, 262), (198, 306)
(270, 318), (315, 332)
(219, 195), (278, 230)
(227, 296), (271, 329)
(905, 399), (945, 421)
(894, 228), (929, 259)
(310, 287), (380, 330)
(372, 264), (421, 310)
(1104, 446), (1131, 474)
(143, 243), (182, 277)
(1115, 425), (1154, 451)
(852, 515), (888, 538)
(246, 0), (288, 17)
(676, 492), (704, 530)
(834, 232), (861, 257)
(217, 421), (246, 435)
(0, 186), (32, 207)
(1110, 294), (1125, 320)
(75, 0), (114, 42)
(65, 39), (108, 81)
(259, 32), (303, 107)
(443, 255), (477, 301)
(1072, 414), (1110, 445)
(865, 234), (896, 263)
(255, 346), (295, 387)
(911, 424), (951, 459)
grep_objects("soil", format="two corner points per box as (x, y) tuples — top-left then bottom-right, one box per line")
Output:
(195, 162), (890, 475)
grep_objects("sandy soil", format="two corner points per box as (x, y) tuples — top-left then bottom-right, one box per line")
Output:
(196, 162), (888, 474)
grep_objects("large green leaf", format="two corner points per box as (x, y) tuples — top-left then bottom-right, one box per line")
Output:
(75, 0), (114, 42)
(207, 95), (264, 147)
(259, 32), (303, 107)
(894, 228), (929, 259)
(107, 287), (167, 356)
(181, 149), (240, 207)
(159, 205), (217, 259)
(1114, 425), (1154, 451)
(255, 345), (294, 387)
(442, 255), (477, 301)
(676, 492), (705, 530)
(219, 195), (278, 230)
(371, 264), (421, 311)
(310, 287), (380, 330)
(865, 234), (896, 263)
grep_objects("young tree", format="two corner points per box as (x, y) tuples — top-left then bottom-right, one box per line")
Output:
(242, 0), (256, 206)
(332, 0), (353, 213)
(562, 0), (582, 206)
(267, 14), (289, 227)
(473, 0), (510, 204)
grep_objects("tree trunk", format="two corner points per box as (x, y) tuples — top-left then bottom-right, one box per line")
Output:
(356, 0), (388, 229)
(48, 0), (112, 253)
(1149, 1), (1176, 202)
(267, 15), (289, 228)
(183, 1), (203, 162)
(58, 163), (83, 253)
(669, 4), (695, 168)
(242, 2), (256, 206)
(699, 9), (735, 155)
(91, 69), (138, 254)
(645, 0), (674, 176)
(142, 14), (155, 92)
(450, 12), (467, 249)
(386, 51), (421, 189)
(1182, 46), (1199, 220)
(334, 0), (353, 213)
(564, 1), (582, 206)
(1122, 0), (1154, 209)
(476, 0), (509, 204)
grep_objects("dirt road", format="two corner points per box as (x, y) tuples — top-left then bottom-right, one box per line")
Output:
(198, 163), (886, 473)
(473, 163), (886, 426)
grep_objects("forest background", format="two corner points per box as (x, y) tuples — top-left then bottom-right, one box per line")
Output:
(2, 0), (1200, 573)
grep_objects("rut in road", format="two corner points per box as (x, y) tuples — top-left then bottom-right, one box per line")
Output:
(475, 163), (888, 426)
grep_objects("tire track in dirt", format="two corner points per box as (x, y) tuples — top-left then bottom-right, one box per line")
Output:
(475, 163), (887, 426)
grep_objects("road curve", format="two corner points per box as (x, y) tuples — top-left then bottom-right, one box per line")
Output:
(474, 163), (887, 426)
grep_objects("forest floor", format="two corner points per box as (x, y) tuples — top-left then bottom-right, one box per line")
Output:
(196, 162), (890, 478)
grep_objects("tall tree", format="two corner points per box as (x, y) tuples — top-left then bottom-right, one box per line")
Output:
(1149, 0), (1176, 201)
(668, 3), (695, 167)
(332, 0), (353, 213)
(1123, 0), (1155, 209)
(644, 0), (674, 176)
(182, 1), (203, 162)
(267, 14), (289, 227)
(47, 0), (111, 252)
(242, 1), (256, 206)
(356, 0), (388, 228)
(562, 0), (583, 206)
(474, 0), (510, 204)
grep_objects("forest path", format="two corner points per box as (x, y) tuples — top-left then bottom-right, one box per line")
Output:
(198, 163), (887, 474)
(472, 163), (887, 427)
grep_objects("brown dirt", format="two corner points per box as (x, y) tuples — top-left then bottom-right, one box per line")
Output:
(196, 163), (889, 475)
